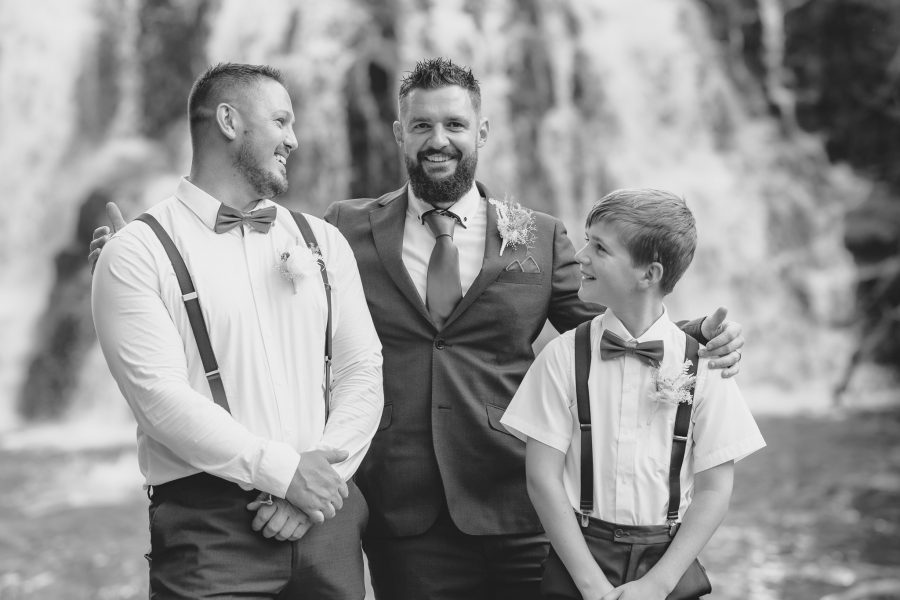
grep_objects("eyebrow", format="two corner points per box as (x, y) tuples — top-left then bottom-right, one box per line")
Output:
(272, 109), (295, 120)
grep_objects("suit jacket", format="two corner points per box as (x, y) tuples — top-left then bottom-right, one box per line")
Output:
(324, 181), (600, 537)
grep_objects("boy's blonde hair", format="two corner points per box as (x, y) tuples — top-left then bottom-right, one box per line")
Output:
(586, 188), (697, 294)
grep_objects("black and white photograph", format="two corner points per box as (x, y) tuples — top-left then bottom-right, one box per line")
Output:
(0, 1), (897, 599)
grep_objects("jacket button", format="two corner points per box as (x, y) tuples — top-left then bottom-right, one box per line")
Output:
(434, 339), (446, 350)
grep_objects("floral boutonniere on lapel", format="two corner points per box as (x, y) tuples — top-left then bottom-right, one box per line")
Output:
(650, 360), (697, 406)
(489, 197), (536, 256)
(278, 240), (324, 294)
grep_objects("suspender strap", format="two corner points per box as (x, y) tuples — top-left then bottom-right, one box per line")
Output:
(136, 213), (230, 414)
(289, 211), (333, 418)
(666, 334), (700, 528)
(574, 321), (593, 515)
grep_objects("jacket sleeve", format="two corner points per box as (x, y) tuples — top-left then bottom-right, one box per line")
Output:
(547, 219), (604, 333)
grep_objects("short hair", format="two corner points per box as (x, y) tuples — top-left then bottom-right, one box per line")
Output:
(586, 189), (697, 294)
(398, 57), (481, 113)
(187, 62), (285, 129)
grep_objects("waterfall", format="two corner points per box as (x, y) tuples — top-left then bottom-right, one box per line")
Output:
(0, 0), (864, 430)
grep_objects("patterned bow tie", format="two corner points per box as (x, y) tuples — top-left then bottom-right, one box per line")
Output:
(599, 329), (664, 368)
(214, 205), (277, 234)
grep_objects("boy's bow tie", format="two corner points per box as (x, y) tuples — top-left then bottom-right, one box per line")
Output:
(214, 205), (277, 234)
(599, 330), (664, 368)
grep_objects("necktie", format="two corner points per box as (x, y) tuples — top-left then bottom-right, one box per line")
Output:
(423, 209), (463, 327)
(599, 329), (664, 368)
(214, 205), (277, 234)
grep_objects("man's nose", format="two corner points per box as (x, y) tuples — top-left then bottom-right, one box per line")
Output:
(427, 125), (449, 148)
(285, 126), (299, 152)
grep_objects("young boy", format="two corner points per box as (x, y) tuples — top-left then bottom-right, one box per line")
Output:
(501, 189), (765, 600)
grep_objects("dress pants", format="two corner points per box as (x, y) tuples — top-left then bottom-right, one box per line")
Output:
(541, 514), (709, 600)
(363, 503), (548, 600)
(147, 472), (368, 600)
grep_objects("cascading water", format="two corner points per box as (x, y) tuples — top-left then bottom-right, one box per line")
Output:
(0, 0), (862, 433)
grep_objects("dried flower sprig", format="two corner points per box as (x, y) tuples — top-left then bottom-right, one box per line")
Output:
(278, 241), (324, 294)
(650, 360), (697, 406)
(489, 197), (536, 256)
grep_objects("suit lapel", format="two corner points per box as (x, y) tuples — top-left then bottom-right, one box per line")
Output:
(370, 186), (433, 324)
(443, 182), (507, 327)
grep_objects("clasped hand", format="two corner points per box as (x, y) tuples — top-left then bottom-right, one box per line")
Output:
(598, 577), (670, 600)
(247, 493), (313, 541)
(285, 448), (350, 524)
(248, 448), (349, 541)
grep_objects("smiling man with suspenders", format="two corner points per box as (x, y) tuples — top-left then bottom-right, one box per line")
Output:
(91, 63), (383, 599)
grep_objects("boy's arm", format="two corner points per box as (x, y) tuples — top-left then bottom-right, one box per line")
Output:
(601, 461), (734, 600)
(526, 438), (614, 600)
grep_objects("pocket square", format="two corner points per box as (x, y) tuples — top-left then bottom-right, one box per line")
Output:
(505, 256), (541, 274)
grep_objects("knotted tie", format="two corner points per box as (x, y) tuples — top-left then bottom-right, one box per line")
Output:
(599, 329), (664, 368)
(213, 205), (277, 234)
(423, 209), (463, 327)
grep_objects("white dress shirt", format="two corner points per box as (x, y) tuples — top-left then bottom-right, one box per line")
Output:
(402, 183), (487, 300)
(92, 178), (383, 498)
(501, 308), (765, 526)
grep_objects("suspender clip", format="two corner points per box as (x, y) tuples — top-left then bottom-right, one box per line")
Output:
(667, 518), (679, 537)
(580, 512), (590, 528)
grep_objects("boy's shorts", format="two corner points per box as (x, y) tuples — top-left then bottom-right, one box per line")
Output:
(541, 513), (711, 600)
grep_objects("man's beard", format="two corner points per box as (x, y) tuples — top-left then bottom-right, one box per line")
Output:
(235, 138), (288, 199)
(406, 150), (477, 207)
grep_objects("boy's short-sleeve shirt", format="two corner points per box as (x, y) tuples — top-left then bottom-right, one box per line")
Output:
(500, 308), (766, 526)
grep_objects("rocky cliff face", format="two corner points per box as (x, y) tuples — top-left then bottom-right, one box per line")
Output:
(0, 0), (864, 426)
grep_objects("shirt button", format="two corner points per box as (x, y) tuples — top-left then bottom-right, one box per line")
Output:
(434, 339), (446, 350)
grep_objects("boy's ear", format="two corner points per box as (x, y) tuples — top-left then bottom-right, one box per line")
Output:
(639, 262), (664, 289)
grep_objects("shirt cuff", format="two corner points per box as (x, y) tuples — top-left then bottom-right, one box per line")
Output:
(255, 440), (301, 498)
(693, 433), (766, 473)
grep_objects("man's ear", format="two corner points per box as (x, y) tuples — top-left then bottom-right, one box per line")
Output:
(477, 118), (489, 148)
(216, 103), (239, 141)
(392, 121), (403, 146)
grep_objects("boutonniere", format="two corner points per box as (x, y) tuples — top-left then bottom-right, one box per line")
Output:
(650, 360), (697, 406)
(278, 240), (324, 294)
(489, 197), (536, 256)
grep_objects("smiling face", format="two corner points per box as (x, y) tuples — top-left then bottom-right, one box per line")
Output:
(232, 78), (298, 199)
(575, 219), (647, 311)
(393, 85), (488, 209)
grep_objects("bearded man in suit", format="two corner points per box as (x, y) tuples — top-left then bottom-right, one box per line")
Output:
(323, 57), (744, 600)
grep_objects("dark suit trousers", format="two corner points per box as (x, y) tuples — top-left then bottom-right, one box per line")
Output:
(363, 503), (548, 600)
(147, 473), (367, 600)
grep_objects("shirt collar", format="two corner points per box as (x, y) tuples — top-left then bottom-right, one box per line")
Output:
(406, 181), (481, 228)
(174, 177), (272, 231)
(602, 305), (672, 342)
